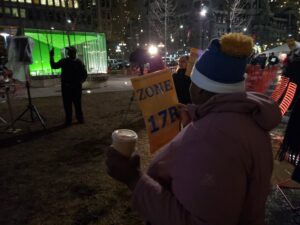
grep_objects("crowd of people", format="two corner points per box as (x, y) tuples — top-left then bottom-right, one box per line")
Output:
(250, 52), (279, 69)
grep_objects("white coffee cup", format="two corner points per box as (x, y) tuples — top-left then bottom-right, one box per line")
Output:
(111, 129), (138, 157)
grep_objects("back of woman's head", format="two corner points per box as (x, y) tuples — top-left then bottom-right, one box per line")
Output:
(177, 55), (189, 70)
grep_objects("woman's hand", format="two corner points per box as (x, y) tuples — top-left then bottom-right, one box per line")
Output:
(177, 103), (191, 128)
(105, 147), (142, 191)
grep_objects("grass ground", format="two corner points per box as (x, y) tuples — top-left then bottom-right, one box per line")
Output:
(0, 91), (148, 225)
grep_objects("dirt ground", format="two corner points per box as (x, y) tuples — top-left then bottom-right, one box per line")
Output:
(0, 91), (149, 225)
(0, 90), (299, 225)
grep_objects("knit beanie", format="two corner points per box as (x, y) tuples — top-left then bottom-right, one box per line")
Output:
(191, 33), (254, 93)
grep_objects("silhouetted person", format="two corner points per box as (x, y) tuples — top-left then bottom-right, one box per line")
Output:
(172, 55), (191, 104)
(257, 53), (267, 69)
(148, 55), (165, 73)
(50, 46), (87, 126)
(278, 46), (300, 181)
(268, 52), (279, 66)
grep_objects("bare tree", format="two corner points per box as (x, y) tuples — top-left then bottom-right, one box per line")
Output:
(229, 0), (251, 32)
(222, 0), (253, 33)
(147, 0), (178, 56)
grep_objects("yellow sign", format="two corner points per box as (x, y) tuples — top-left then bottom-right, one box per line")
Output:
(131, 69), (180, 153)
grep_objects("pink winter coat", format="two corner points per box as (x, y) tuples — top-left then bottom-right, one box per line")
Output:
(132, 92), (282, 225)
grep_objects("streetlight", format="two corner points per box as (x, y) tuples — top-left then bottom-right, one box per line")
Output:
(148, 45), (158, 56)
(199, 7), (208, 49)
(118, 42), (127, 69)
(200, 8), (208, 17)
(243, 27), (247, 32)
(116, 46), (121, 53)
(180, 25), (184, 29)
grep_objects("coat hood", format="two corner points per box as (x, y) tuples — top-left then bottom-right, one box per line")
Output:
(188, 92), (282, 131)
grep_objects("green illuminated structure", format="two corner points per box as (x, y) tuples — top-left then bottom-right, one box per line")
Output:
(24, 29), (107, 76)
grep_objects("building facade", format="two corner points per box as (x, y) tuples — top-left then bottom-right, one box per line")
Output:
(0, 0), (112, 37)
(269, 0), (300, 40)
(188, 0), (291, 50)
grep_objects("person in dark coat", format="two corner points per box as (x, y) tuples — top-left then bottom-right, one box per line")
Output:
(172, 55), (191, 104)
(148, 55), (165, 73)
(50, 46), (87, 126)
(278, 46), (300, 182)
(267, 52), (279, 66)
(256, 53), (267, 69)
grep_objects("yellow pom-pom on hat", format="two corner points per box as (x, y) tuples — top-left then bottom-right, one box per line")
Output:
(220, 33), (254, 58)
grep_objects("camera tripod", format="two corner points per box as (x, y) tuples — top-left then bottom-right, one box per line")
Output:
(11, 70), (46, 129)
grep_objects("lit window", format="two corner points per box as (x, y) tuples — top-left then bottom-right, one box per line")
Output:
(26, 0), (32, 3)
(20, 8), (26, 18)
(41, 0), (46, 5)
(18, 0), (25, 3)
(11, 0), (17, 2)
(33, 0), (39, 4)
(4, 8), (11, 14)
(68, 0), (73, 8)
(48, 0), (53, 6)
(12, 8), (19, 17)
(54, 0), (60, 7)
(74, 0), (78, 8)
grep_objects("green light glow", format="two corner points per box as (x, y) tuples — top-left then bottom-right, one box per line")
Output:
(24, 29), (107, 76)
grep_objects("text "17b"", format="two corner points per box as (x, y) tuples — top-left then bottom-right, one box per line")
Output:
(148, 106), (179, 133)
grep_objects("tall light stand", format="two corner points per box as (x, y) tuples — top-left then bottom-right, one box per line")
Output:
(11, 65), (46, 128)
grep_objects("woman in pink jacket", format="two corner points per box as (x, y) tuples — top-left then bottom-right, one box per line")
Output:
(106, 33), (282, 225)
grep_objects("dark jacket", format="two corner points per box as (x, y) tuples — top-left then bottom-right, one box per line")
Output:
(284, 48), (300, 84)
(172, 69), (191, 104)
(268, 55), (279, 65)
(50, 57), (87, 84)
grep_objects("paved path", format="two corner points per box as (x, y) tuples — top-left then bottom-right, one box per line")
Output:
(17, 75), (133, 98)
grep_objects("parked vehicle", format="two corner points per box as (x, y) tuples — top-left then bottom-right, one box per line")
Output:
(108, 59), (130, 70)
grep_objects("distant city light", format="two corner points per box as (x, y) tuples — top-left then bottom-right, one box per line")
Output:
(0, 32), (10, 38)
(288, 34), (292, 37)
(86, 90), (92, 94)
(119, 42), (126, 46)
(243, 27), (247, 32)
(200, 8), (208, 17)
(158, 42), (165, 48)
(140, 29), (144, 33)
(148, 45), (158, 56)
(116, 46), (121, 53)
(67, 19), (72, 24)
(180, 25), (184, 29)
(51, 26), (55, 30)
